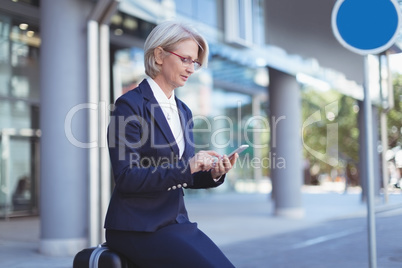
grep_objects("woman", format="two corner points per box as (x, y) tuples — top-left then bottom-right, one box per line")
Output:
(104, 21), (238, 267)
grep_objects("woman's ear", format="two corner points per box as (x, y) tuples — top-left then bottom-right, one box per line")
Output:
(154, 47), (164, 65)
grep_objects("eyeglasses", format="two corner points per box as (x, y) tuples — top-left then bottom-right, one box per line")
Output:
(166, 51), (202, 71)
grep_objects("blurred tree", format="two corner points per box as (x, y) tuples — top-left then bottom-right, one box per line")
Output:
(301, 86), (359, 185)
(301, 73), (402, 186)
(387, 72), (402, 148)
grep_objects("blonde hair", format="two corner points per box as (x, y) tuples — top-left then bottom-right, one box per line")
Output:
(144, 21), (209, 78)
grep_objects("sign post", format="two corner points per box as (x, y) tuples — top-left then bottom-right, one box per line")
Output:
(331, 1), (401, 268)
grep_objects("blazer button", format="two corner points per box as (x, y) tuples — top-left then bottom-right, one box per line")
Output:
(172, 186), (177, 190)
(183, 183), (187, 188)
(177, 184), (182, 188)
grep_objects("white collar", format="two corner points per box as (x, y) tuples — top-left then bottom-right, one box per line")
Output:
(147, 77), (176, 105)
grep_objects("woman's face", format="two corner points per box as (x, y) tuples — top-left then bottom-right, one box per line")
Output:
(156, 39), (200, 94)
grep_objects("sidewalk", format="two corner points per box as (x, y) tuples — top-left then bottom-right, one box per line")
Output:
(185, 186), (402, 247)
(1, 186), (402, 268)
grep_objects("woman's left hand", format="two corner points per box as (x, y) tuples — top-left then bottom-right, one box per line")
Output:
(211, 154), (238, 180)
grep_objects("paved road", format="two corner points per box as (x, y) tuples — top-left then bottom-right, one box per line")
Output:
(222, 208), (402, 268)
(1, 190), (402, 267)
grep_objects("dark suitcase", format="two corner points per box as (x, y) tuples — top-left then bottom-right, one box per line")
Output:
(73, 243), (137, 268)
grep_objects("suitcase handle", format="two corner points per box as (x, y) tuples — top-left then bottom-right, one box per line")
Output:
(89, 244), (109, 268)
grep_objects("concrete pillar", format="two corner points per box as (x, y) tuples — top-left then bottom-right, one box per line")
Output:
(39, 0), (91, 256)
(358, 101), (367, 201)
(252, 95), (263, 181)
(358, 101), (381, 203)
(371, 106), (382, 199)
(268, 68), (304, 218)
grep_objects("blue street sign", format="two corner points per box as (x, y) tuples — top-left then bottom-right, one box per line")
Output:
(332, 0), (402, 55)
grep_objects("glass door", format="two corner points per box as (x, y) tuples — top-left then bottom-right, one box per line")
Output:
(0, 129), (40, 218)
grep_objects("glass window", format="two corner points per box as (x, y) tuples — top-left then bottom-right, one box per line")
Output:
(112, 47), (146, 101)
(195, 0), (217, 27)
(224, 0), (265, 47)
(0, 13), (40, 103)
(0, 12), (40, 217)
(0, 133), (40, 217)
(251, 0), (264, 45)
(174, 0), (217, 28)
(0, 100), (32, 129)
(175, 0), (194, 17)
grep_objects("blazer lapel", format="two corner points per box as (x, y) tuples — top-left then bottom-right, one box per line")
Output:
(176, 98), (193, 160)
(140, 80), (180, 156)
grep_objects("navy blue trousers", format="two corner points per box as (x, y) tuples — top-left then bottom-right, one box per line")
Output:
(106, 222), (235, 268)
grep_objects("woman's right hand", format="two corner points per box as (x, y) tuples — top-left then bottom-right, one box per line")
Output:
(189, 150), (221, 174)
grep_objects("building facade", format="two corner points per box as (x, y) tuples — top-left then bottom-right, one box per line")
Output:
(1, 0), (396, 256)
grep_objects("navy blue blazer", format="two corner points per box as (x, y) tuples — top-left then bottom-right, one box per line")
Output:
(104, 79), (224, 232)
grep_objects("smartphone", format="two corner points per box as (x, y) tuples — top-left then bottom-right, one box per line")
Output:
(228, 145), (249, 158)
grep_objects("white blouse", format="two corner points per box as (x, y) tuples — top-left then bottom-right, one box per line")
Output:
(147, 78), (185, 158)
